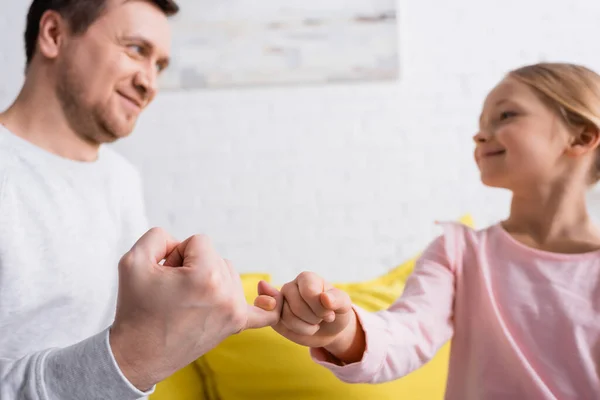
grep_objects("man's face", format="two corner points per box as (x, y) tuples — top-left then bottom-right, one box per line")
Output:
(55, 0), (172, 144)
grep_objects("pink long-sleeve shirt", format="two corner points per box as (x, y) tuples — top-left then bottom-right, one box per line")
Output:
(311, 222), (600, 399)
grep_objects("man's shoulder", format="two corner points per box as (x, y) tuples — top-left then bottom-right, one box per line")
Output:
(0, 130), (18, 166)
(0, 135), (19, 195)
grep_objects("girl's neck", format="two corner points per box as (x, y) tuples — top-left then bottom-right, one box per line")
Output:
(503, 183), (600, 253)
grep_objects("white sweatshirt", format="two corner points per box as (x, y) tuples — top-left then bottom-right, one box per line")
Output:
(0, 125), (152, 399)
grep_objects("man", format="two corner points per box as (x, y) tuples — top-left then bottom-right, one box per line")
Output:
(0, 1), (280, 398)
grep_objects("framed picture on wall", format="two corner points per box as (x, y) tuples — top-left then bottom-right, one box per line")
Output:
(159, 0), (398, 90)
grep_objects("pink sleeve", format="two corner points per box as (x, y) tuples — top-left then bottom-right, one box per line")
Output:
(310, 223), (461, 384)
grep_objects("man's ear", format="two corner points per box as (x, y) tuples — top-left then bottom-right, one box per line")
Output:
(567, 125), (600, 157)
(36, 10), (70, 62)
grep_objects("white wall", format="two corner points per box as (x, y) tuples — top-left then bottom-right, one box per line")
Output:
(2, 0), (600, 283)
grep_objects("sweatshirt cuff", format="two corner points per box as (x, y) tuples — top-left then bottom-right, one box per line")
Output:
(310, 305), (390, 383)
(44, 328), (155, 400)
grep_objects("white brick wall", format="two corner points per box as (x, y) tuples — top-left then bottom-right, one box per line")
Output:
(2, 0), (600, 283)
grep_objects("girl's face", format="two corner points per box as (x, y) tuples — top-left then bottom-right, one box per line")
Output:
(474, 77), (576, 191)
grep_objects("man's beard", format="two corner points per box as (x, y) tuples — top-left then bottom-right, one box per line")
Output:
(55, 63), (123, 146)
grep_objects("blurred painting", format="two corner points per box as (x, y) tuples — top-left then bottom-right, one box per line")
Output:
(159, 0), (398, 90)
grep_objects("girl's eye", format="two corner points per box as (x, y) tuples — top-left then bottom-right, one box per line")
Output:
(500, 111), (517, 120)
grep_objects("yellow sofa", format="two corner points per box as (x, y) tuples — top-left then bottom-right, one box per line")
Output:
(151, 216), (472, 399)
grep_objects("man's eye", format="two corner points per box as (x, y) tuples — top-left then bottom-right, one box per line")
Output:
(500, 111), (517, 120)
(128, 44), (144, 55)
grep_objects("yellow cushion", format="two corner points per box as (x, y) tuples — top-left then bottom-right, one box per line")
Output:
(150, 362), (209, 400)
(152, 215), (473, 400)
(200, 271), (450, 400)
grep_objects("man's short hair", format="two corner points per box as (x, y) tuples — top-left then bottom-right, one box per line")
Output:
(24, 0), (179, 66)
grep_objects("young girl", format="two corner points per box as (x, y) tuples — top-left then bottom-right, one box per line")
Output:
(258, 63), (600, 399)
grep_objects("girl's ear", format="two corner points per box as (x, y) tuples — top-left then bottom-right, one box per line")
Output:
(567, 125), (600, 157)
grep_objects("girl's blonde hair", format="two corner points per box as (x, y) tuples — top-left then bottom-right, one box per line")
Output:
(508, 63), (600, 183)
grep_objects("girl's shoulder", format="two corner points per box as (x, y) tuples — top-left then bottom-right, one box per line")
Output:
(427, 220), (500, 273)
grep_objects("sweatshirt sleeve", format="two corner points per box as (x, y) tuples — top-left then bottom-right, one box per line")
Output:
(310, 226), (460, 384)
(0, 328), (154, 400)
